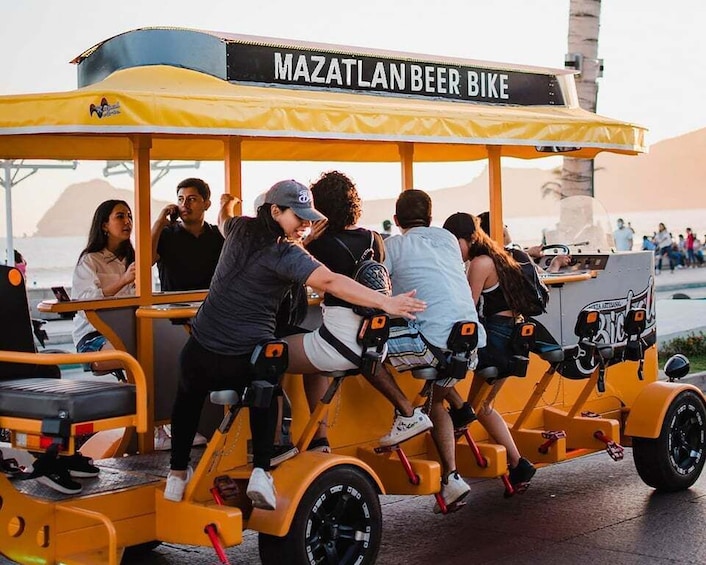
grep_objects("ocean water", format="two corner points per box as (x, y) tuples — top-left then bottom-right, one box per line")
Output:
(3, 236), (85, 288)
(5, 207), (706, 289)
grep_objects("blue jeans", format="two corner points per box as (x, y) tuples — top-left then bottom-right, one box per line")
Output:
(657, 247), (674, 271)
(478, 315), (515, 379)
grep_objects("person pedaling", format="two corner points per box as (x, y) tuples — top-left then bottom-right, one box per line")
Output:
(165, 179), (427, 510)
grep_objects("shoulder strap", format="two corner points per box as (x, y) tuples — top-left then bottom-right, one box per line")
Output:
(319, 324), (361, 366)
(333, 231), (374, 263)
(332, 235), (358, 263)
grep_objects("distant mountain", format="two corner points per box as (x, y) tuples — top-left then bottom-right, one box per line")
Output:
(34, 179), (171, 237)
(359, 168), (560, 228)
(35, 128), (706, 235)
(359, 128), (706, 226)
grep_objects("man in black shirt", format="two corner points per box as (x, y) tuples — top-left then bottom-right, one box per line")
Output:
(151, 177), (227, 291)
(151, 177), (228, 450)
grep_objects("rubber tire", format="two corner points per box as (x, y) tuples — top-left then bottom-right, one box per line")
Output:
(633, 390), (706, 492)
(258, 465), (382, 565)
(121, 541), (162, 562)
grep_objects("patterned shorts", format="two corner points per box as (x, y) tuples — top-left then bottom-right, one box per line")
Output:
(385, 322), (460, 388)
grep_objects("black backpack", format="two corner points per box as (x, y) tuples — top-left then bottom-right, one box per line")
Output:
(333, 231), (392, 317)
(508, 247), (550, 317)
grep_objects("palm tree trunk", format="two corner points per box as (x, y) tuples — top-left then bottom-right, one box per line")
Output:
(561, 0), (602, 232)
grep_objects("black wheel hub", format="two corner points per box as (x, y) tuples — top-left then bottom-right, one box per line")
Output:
(305, 487), (372, 564)
(668, 403), (705, 475)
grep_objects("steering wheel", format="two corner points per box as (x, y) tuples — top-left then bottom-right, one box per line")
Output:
(536, 244), (572, 271)
(541, 244), (571, 256)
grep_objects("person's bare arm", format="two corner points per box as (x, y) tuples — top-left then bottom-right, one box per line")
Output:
(466, 256), (493, 305)
(218, 194), (241, 236)
(302, 219), (328, 247)
(151, 204), (178, 265)
(306, 266), (425, 319)
(101, 263), (136, 297)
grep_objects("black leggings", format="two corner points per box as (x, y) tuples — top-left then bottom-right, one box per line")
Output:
(170, 336), (278, 472)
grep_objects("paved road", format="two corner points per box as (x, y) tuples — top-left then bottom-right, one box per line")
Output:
(63, 449), (701, 565)
(4, 450), (706, 564)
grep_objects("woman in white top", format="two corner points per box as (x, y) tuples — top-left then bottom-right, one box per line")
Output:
(654, 222), (674, 274)
(71, 199), (135, 371)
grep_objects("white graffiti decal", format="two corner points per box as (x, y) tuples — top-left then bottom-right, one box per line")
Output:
(583, 275), (655, 345)
(563, 276), (655, 379)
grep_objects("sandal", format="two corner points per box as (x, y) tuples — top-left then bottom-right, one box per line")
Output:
(307, 437), (332, 453)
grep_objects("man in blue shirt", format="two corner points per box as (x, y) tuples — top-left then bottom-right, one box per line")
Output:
(378, 189), (486, 513)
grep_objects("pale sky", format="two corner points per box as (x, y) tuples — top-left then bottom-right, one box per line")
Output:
(1, 0), (705, 235)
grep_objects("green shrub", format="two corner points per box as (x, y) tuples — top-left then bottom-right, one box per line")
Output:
(659, 332), (706, 358)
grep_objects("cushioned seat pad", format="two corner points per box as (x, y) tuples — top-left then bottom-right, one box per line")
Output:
(0, 378), (135, 421)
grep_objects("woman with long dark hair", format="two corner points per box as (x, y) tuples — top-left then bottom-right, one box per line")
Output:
(72, 199), (135, 368)
(442, 211), (537, 489)
(165, 179), (426, 510)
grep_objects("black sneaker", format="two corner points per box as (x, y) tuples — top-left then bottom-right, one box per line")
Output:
(448, 402), (477, 430)
(61, 452), (100, 478)
(32, 455), (82, 495)
(270, 444), (299, 467)
(509, 457), (536, 487)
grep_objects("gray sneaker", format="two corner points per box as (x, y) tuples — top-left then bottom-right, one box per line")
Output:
(379, 407), (433, 447)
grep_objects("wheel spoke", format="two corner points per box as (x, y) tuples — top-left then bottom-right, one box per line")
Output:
(323, 541), (339, 564)
(330, 492), (352, 521)
(336, 524), (358, 541)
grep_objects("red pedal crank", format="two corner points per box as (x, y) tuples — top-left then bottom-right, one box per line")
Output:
(593, 430), (624, 461)
(458, 428), (488, 468)
(538, 430), (566, 454)
(374, 445), (420, 485)
(204, 523), (231, 565)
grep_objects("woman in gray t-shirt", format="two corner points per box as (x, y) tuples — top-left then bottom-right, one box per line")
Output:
(165, 179), (427, 512)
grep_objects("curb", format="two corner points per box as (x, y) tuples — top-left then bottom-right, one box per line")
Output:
(655, 281), (706, 293)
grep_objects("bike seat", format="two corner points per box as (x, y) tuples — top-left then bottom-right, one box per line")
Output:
(539, 348), (564, 364)
(475, 366), (499, 381)
(209, 390), (241, 406)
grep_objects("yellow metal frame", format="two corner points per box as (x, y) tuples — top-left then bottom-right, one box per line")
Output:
(624, 381), (703, 439)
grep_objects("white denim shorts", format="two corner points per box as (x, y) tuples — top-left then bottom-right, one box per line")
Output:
(303, 305), (388, 373)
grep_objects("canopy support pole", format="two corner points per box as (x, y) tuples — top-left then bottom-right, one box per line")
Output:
(487, 146), (504, 244)
(225, 137), (243, 214)
(399, 143), (414, 190)
(132, 135), (154, 453)
(2, 161), (13, 266)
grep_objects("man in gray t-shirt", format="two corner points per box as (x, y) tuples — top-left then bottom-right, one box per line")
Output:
(192, 216), (320, 355)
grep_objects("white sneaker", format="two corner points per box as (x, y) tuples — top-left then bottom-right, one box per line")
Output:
(246, 467), (277, 510)
(164, 466), (193, 502)
(379, 406), (433, 447)
(433, 471), (471, 514)
(154, 426), (172, 451)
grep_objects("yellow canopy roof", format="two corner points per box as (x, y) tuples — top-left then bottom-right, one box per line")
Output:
(0, 65), (646, 162)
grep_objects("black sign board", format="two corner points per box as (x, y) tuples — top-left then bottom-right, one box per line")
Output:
(227, 43), (565, 106)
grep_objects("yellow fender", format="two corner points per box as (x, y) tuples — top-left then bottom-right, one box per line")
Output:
(624, 381), (705, 439)
(248, 451), (385, 537)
